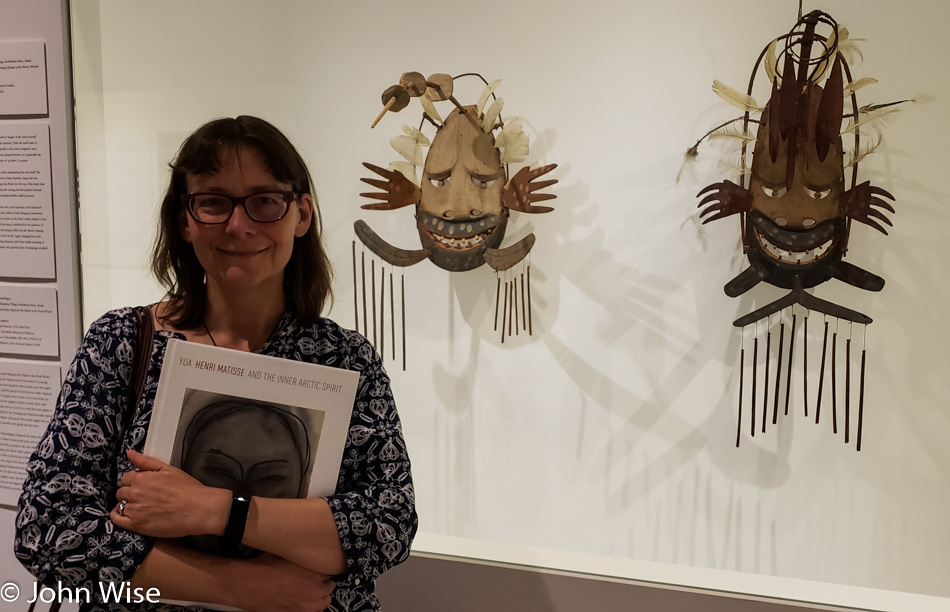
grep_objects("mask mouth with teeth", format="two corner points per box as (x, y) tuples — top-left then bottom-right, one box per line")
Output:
(353, 73), (559, 367)
(688, 10), (914, 449)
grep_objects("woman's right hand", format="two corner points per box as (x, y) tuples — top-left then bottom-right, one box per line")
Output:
(236, 553), (336, 612)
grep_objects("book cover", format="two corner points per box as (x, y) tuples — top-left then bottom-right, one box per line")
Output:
(142, 338), (358, 607)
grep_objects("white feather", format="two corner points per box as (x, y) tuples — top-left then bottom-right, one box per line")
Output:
(837, 27), (865, 65)
(494, 117), (524, 151)
(842, 105), (899, 134)
(419, 96), (443, 125)
(389, 161), (420, 185)
(712, 80), (763, 113)
(389, 135), (423, 165)
(482, 98), (504, 133)
(500, 131), (529, 164)
(844, 77), (877, 96)
(764, 40), (780, 85)
(476, 79), (502, 117)
(401, 124), (430, 146)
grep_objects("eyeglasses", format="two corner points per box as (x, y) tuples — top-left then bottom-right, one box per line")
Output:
(182, 190), (298, 224)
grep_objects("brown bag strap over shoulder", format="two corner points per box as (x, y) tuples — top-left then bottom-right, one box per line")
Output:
(126, 305), (154, 429)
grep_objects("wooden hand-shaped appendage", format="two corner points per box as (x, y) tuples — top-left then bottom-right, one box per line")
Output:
(353, 73), (559, 365)
(687, 10), (915, 449)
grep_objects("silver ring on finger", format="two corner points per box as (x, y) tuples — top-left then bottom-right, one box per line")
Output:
(117, 499), (128, 516)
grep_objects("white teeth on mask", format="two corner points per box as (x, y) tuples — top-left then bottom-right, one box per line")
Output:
(430, 228), (492, 250)
(755, 230), (833, 265)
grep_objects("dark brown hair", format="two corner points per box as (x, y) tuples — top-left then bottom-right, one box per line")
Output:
(150, 116), (332, 328)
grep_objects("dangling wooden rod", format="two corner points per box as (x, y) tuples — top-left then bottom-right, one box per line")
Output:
(371, 259), (378, 348)
(784, 313), (797, 416)
(352, 240), (359, 334)
(772, 319), (785, 425)
(361, 251), (368, 338)
(857, 342), (866, 451)
(380, 266), (386, 362)
(762, 322), (771, 434)
(508, 277), (515, 338)
(803, 315), (809, 418)
(845, 334), (852, 444)
(751, 326), (759, 437)
(831, 326), (838, 434)
(390, 271), (396, 362)
(521, 268), (527, 331)
(501, 277), (509, 344)
(512, 277), (519, 336)
(815, 320), (829, 424)
(401, 272), (407, 371)
(495, 271), (501, 331)
(527, 265), (533, 335)
(737, 331), (745, 448)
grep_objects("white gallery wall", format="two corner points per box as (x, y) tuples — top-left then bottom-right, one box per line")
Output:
(69, 0), (949, 604)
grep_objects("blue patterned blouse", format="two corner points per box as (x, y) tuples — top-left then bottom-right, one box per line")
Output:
(14, 307), (417, 611)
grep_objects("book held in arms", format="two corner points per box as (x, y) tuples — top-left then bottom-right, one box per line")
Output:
(143, 338), (358, 609)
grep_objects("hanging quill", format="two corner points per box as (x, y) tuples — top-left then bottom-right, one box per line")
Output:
(712, 80), (763, 113)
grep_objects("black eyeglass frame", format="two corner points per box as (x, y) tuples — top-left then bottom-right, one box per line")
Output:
(181, 190), (299, 224)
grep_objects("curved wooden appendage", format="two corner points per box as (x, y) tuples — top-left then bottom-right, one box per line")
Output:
(733, 276), (872, 327)
(724, 260), (770, 297)
(354, 220), (427, 267)
(484, 233), (536, 272)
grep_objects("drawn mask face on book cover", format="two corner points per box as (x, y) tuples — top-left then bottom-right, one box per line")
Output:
(178, 400), (311, 558)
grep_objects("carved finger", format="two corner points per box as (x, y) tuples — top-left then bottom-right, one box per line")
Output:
(527, 163), (558, 179)
(520, 205), (554, 214)
(701, 210), (732, 224)
(697, 181), (727, 198)
(867, 185), (896, 201)
(362, 162), (398, 179)
(866, 208), (893, 226)
(698, 192), (723, 208)
(360, 178), (393, 191)
(858, 217), (888, 235)
(698, 204), (722, 218)
(358, 191), (398, 201)
(868, 197), (896, 214)
(526, 179), (558, 192)
(526, 192), (556, 203)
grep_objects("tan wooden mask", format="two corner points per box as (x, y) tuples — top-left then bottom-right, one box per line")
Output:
(353, 73), (559, 367)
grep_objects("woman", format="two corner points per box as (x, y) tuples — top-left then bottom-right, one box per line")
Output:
(14, 116), (417, 611)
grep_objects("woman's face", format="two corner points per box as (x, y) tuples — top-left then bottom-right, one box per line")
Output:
(182, 407), (305, 499)
(180, 146), (312, 297)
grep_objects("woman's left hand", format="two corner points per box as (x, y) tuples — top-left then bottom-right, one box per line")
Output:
(111, 449), (230, 538)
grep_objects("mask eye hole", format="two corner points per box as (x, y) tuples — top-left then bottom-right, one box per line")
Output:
(762, 186), (788, 198)
(471, 176), (496, 190)
(428, 176), (449, 187)
(806, 187), (832, 200)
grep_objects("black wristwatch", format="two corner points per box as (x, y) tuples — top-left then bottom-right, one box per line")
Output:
(222, 495), (250, 549)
